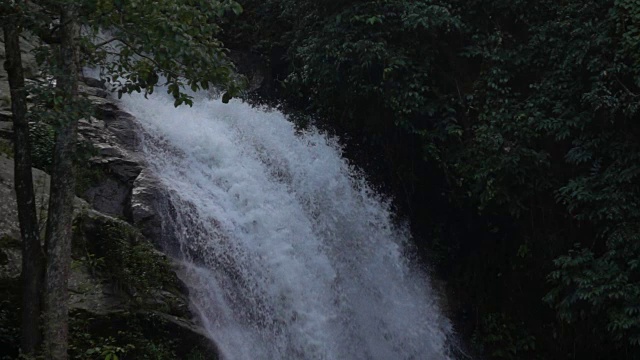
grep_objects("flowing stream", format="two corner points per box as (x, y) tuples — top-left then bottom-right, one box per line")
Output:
(120, 91), (454, 360)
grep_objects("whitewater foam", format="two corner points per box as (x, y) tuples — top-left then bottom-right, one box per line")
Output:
(120, 91), (453, 360)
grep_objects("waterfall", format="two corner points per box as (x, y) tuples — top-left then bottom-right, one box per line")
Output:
(119, 91), (454, 360)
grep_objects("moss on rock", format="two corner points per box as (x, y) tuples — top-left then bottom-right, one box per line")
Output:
(72, 211), (189, 315)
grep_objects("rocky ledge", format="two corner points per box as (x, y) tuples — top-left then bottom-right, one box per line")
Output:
(0, 37), (219, 357)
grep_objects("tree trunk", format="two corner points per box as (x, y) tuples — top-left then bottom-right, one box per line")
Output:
(42, 6), (79, 359)
(3, 15), (44, 356)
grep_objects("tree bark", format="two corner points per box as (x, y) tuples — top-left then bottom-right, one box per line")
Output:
(3, 14), (45, 356)
(42, 6), (79, 359)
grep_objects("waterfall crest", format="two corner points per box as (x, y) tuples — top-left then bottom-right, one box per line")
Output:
(120, 92), (454, 360)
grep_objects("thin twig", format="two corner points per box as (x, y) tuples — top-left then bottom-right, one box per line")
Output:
(93, 37), (120, 48)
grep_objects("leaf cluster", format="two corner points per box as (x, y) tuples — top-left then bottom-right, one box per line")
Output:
(79, 0), (246, 105)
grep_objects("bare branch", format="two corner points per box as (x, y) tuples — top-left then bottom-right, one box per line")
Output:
(93, 37), (120, 48)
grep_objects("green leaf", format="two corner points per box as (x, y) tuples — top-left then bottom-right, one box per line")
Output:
(231, 2), (243, 16)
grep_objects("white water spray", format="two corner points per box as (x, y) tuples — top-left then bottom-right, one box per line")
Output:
(120, 91), (453, 360)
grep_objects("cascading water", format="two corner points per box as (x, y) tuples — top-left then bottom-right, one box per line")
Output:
(119, 91), (454, 360)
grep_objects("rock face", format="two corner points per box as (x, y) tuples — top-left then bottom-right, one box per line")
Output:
(0, 154), (216, 351)
(0, 154), (86, 277)
(75, 87), (178, 262)
(130, 169), (168, 244)
(76, 85), (223, 357)
(0, 156), (37, 280)
(0, 155), (51, 244)
(75, 89), (145, 218)
(0, 33), (39, 109)
(77, 124), (141, 217)
(0, 53), (219, 356)
(0, 154), (127, 315)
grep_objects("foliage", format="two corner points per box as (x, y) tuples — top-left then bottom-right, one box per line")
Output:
(74, 142), (103, 195)
(77, 336), (133, 360)
(282, 0), (460, 134)
(27, 120), (54, 172)
(74, 214), (178, 301)
(69, 311), (213, 360)
(79, 0), (246, 105)
(471, 313), (537, 360)
(545, 225), (640, 348)
(449, 2), (640, 356)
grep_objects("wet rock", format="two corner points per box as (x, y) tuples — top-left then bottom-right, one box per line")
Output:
(0, 154), (53, 245)
(0, 122), (12, 140)
(130, 169), (167, 242)
(0, 32), (40, 108)
(0, 155), (208, 353)
(68, 255), (124, 315)
(76, 98), (144, 217)
(79, 84), (109, 98)
(81, 76), (106, 90)
(0, 110), (12, 122)
(0, 154), (88, 281)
